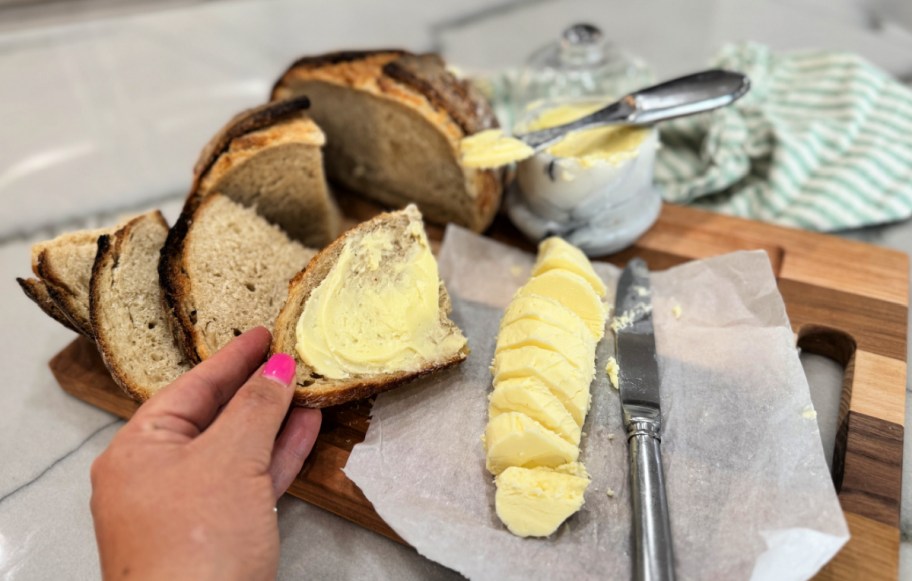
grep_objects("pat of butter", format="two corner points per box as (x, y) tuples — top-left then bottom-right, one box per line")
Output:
(492, 346), (593, 425)
(294, 213), (466, 379)
(517, 270), (607, 340)
(532, 237), (608, 297)
(485, 412), (579, 474)
(489, 377), (582, 446)
(496, 319), (595, 370)
(500, 294), (589, 338)
(460, 129), (534, 169)
(495, 464), (590, 537)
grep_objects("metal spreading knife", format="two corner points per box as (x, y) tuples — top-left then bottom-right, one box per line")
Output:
(614, 259), (674, 581)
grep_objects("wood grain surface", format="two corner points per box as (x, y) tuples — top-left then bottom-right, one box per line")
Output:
(48, 202), (908, 579)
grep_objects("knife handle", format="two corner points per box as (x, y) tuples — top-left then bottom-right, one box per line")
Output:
(627, 420), (675, 581)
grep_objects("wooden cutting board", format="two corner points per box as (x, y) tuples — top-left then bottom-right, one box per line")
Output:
(49, 201), (908, 579)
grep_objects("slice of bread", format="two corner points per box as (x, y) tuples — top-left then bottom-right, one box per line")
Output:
(191, 96), (340, 248)
(272, 50), (506, 232)
(91, 212), (191, 400)
(272, 204), (469, 408)
(160, 193), (316, 364)
(16, 277), (80, 333)
(30, 225), (120, 337)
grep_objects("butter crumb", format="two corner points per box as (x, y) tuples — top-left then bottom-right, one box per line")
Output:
(801, 405), (817, 420)
(672, 304), (682, 319)
(605, 357), (620, 389)
(608, 433), (615, 441)
(509, 265), (523, 277)
(606, 488), (615, 498)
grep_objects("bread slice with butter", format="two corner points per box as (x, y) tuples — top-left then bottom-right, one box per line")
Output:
(91, 211), (191, 400)
(25, 224), (122, 337)
(272, 204), (468, 408)
(160, 193), (316, 364)
(190, 96), (340, 248)
(271, 50), (506, 232)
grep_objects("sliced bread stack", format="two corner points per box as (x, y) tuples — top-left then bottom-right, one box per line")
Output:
(272, 50), (506, 232)
(160, 97), (335, 364)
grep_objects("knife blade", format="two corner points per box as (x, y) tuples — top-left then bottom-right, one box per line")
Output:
(614, 258), (675, 581)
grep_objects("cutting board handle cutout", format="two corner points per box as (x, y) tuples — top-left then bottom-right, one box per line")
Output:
(796, 324), (856, 492)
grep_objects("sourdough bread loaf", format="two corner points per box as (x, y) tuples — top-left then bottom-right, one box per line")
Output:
(191, 96), (340, 248)
(160, 193), (316, 364)
(91, 212), (191, 400)
(272, 204), (468, 407)
(272, 50), (506, 232)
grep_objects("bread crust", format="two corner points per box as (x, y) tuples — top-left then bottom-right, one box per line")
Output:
(90, 211), (173, 401)
(17, 277), (81, 333)
(271, 49), (508, 232)
(272, 206), (468, 408)
(190, 96), (314, 202)
(35, 248), (95, 337)
(158, 195), (215, 365)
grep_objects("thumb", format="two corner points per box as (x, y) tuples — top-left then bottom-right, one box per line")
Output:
(203, 353), (298, 466)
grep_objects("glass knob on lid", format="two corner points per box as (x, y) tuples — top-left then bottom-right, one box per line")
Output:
(513, 23), (652, 123)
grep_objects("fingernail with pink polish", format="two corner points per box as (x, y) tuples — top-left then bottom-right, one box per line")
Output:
(262, 353), (296, 386)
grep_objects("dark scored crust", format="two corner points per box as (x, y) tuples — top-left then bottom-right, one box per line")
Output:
(271, 49), (498, 137)
(190, 95), (312, 201)
(271, 206), (468, 408)
(35, 249), (94, 338)
(17, 277), (81, 334)
(382, 53), (499, 135)
(275, 49), (406, 75)
(158, 195), (215, 365)
(91, 211), (172, 402)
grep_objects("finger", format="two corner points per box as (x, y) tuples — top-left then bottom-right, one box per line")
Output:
(132, 327), (272, 437)
(203, 353), (297, 463)
(269, 407), (322, 499)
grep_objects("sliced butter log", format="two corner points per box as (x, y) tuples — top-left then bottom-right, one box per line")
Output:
(272, 50), (506, 232)
(272, 204), (468, 408)
(16, 277), (80, 333)
(91, 212), (191, 400)
(160, 194), (316, 364)
(28, 224), (121, 337)
(191, 96), (340, 248)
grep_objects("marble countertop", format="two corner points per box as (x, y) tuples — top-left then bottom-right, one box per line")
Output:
(1, 0), (911, 578)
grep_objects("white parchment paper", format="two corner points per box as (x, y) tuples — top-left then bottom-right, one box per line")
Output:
(344, 226), (849, 581)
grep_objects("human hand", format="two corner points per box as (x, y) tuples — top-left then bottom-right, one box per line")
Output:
(90, 327), (321, 581)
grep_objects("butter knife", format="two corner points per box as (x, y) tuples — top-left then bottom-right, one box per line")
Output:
(614, 259), (674, 581)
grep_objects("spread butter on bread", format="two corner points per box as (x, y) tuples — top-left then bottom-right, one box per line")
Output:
(272, 204), (468, 408)
(272, 50), (507, 232)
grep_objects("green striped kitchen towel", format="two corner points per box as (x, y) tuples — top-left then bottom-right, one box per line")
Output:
(655, 43), (912, 231)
